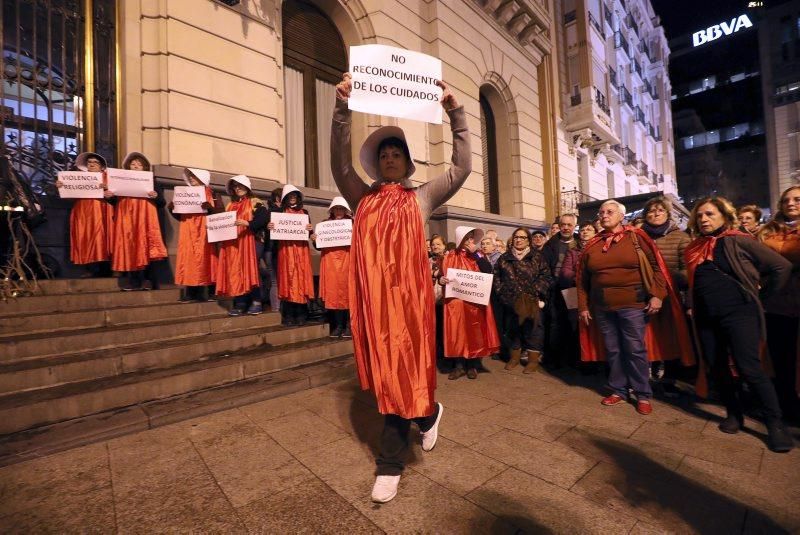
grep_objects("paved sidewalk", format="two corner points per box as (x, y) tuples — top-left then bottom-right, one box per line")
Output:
(1, 359), (798, 533)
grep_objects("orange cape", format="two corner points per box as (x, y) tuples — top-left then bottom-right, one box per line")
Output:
(350, 184), (435, 419)
(215, 198), (259, 297)
(175, 187), (217, 286)
(319, 238), (350, 310)
(442, 250), (500, 358)
(578, 226), (695, 366)
(111, 197), (167, 271)
(277, 208), (315, 304)
(69, 172), (114, 265)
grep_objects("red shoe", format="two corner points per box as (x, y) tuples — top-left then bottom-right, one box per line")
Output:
(601, 394), (626, 406)
(636, 400), (653, 415)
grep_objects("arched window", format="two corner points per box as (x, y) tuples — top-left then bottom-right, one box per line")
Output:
(479, 84), (512, 215)
(282, 0), (347, 192)
(479, 93), (499, 214)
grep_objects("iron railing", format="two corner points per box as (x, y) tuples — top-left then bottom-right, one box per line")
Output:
(1, 0), (118, 194)
(595, 87), (610, 114)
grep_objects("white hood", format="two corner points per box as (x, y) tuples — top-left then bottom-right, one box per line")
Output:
(455, 226), (484, 249)
(183, 167), (211, 186)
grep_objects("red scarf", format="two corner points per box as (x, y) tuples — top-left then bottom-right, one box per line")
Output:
(684, 228), (750, 291)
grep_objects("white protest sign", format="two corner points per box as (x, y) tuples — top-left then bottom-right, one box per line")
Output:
(444, 268), (493, 306)
(271, 212), (309, 241)
(206, 211), (237, 243)
(314, 219), (352, 248)
(172, 186), (206, 214)
(106, 168), (154, 198)
(57, 171), (104, 199)
(348, 44), (443, 124)
(561, 287), (578, 310)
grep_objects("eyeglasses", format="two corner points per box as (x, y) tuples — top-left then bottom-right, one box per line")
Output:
(598, 209), (617, 216)
(513, 236), (529, 240)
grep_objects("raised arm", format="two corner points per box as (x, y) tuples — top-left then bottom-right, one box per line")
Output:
(417, 81), (472, 219)
(330, 73), (369, 210)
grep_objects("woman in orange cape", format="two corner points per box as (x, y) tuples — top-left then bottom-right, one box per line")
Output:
(270, 184), (314, 326)
(169, 168), (222, 301)
(58, 152), (115, 276)
(331, 74), (471, 503)
(313, 196), (352, 338)
(215, 175), (265, 315)
(439, 226), (500, 380)
(109, 152), (167, 290)
(578, 225), (695, 367)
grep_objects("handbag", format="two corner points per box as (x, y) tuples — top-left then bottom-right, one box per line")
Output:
(630, 232), (656, 295)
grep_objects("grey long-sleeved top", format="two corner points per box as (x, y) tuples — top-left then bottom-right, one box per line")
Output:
(330, 97), (471, 220)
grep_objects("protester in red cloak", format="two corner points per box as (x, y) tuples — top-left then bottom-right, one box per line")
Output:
(56, 152), (115, 277)
(685, 196), (793, 452)
(109, 152), (167, 290)
(269, 184), (314, 326)
(168, 168), (222, 302)
(215, 175), (264, 316)
(331, 73), (470, 503)
(577, 199), (695, 416)
(312, 196), (352, 338)
(438, 227), (500, 380)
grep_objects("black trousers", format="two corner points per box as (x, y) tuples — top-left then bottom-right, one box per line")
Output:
(766, 313), (800, 420)
(502, 305), (544, 352)
(696, 304), (783, 423)
(491, 295), (509, 360)
(376, 405), (439, 476)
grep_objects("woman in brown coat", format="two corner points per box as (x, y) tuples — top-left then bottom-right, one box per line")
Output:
(492, 227), (554, 373)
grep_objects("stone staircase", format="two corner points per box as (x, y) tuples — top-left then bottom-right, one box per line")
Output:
(0, 278), (355, 462)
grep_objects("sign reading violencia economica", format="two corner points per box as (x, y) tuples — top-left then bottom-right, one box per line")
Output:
(348, 45), (443, 124)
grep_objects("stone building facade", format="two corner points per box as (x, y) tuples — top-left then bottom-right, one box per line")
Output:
(2, 0), (678, 275)
(553, 0), (677, 215)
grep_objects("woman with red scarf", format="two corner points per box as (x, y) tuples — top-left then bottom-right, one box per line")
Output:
(109, 152), (167, 290)
(269, 184), (314, 326)
(438, 227), (500, 380)
(331, 74), (470, 503)
(57, 152), (115, 277)
(577, 200), (694, 416)
(312, 196), (352, 338)
(685, 196), (793, 452)
(215, 175), (265, 315)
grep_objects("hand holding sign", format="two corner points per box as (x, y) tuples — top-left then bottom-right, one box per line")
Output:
(315, 219), (352, 248)
(347, 45), (444, 124)
(206, 212), (237, 243)
(444, 268), (493, 306)
(270, 213), (310, 241)
(106, 168), (154, 198)
(172, 186), (205, 214)
(57, 171), (104, 199)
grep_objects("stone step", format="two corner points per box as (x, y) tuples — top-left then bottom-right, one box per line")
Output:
(34, 277), (124, 296)
(0, 337), (354, 435)
(0, 288), (183, 317)
(0, 322), (327, 394)
(0, 355), (355, 467)
(0, 311), (282, 362)
(0, 300), (228, 336)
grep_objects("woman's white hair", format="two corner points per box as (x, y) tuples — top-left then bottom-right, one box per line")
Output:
(600, 199), (627, 214)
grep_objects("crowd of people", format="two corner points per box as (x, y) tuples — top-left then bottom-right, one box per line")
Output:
(56, 70), (799, 503)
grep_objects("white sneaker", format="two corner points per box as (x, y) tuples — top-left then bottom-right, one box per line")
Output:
(421, 402), (444, 452)
(371, 475), (400, 503)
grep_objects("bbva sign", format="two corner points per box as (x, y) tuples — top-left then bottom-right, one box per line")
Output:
(692, 14), (754, 47)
